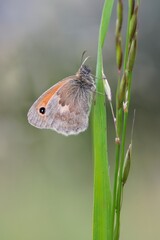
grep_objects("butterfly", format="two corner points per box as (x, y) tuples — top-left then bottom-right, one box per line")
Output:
(27, 57), (96, 136)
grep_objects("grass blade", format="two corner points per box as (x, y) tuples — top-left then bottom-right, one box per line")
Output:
(93, 0), (114, 240)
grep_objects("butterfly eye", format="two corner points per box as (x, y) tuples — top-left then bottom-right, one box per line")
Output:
(39, 107), (46, 115)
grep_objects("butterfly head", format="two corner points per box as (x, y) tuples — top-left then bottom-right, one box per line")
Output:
(75, 64), (95, 93)
(79, 64), (91, 77)
(76, 54), (91, 78)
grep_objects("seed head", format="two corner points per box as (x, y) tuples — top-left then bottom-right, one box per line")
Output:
(127, 37), (137, 72)
(118, 72), (128, 109)
(122, 144), (132, 186)
(129, 0), (135, 16)
(117, 0), (123, 32)
(129, 9), (138, 43)
(116, 35), (123, 71)
(102, 72), (112, 102)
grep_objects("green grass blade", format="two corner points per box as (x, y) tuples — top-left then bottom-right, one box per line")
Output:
(93, 0), (114, 240)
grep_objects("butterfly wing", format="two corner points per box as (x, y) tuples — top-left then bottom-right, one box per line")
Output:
(27, 77), (93, 135)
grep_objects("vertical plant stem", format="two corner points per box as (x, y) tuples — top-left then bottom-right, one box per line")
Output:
(93, 1), (114, 240)
(116, 71), (132, 209)
(112, 1), (138, 239)
(111, 73), (122, 237)
(116, 3), (137, 223)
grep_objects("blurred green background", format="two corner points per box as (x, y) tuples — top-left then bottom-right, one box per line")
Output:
(0, 0), (160, 239)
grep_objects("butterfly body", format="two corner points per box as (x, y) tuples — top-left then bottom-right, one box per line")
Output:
(27, 64), (96, 136)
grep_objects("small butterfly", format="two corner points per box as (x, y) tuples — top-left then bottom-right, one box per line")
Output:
(27, 57), (96, 136)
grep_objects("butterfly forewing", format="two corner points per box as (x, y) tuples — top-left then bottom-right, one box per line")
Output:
(27, 76), (93, 135)
(27, 63), (95, 136)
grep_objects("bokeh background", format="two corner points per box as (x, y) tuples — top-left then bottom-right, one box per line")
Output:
(0, 0), (160, 239)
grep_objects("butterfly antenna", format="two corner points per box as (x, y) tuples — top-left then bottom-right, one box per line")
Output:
(81, 50), (87, 64)
(81, 56), (90, 66)
(80, 50), (90, 67)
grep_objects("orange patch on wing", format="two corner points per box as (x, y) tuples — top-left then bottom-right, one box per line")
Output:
(37, 80), (67, 109)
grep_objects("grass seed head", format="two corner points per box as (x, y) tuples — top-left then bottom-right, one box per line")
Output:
(122, 144), (132, 186)
(127, 37), (137, 72)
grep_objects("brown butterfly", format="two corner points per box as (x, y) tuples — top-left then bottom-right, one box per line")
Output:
(27, 57), (96, 136)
